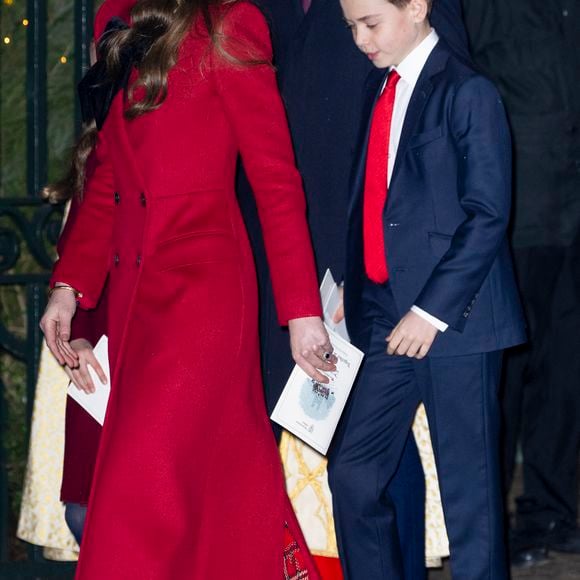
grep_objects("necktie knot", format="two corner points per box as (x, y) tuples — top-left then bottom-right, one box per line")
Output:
(385, 70), (401, 92)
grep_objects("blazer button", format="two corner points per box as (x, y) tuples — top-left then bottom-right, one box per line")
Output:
(114, 192), (120, 205)
(140, 192), (147, 207)
(114, 254), (120, 266)
(136, 254), (142, 266)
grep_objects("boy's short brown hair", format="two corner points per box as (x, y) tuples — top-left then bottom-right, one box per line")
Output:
(387, 0), (433, 14)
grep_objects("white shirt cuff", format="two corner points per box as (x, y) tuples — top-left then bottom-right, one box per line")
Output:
(411, 305), (448, 332)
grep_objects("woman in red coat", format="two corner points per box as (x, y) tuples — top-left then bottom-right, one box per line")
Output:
(40, 0), (335, 577)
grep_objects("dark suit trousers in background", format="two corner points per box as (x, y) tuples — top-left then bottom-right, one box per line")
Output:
(503, 233), (580, 532)
(329, 280), (507, 580)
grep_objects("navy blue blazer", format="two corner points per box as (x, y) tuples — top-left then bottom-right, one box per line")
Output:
(344, 40), (527, 357)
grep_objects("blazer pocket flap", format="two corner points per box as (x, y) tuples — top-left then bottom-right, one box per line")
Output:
(428, 231), (453, 257)
(409, 126), (444, 149)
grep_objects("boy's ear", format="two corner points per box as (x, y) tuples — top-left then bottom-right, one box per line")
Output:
(408, 0), (430, 23)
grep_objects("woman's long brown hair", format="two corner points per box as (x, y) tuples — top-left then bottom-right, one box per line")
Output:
(44, 0), (262, 204)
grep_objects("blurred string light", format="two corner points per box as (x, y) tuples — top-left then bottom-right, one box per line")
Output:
(22, 19), (29, 26)
(60, 55), (67, 64)
(3, 37), (11, 45)
(3, 0), (14, 6)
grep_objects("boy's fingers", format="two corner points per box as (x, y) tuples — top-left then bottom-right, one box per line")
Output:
(415, 343), (430, 359)
(406, 340), (421, 358)
(75, 370), (92, 394)
(332, 304), (344, 324)
(79, 363), (96, 393)
(387, 331), (402, 355)
(395, 337), (412, 356)
(86, 355), (108, 384)
(66, 368), (89, 393)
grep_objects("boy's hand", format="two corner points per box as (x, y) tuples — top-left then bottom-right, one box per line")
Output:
(64, 338), (108, 394)
(333, 286), (344, 324)
(386, 311), (438, 359)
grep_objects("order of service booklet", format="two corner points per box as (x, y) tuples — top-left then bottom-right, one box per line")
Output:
(271, 270), (365, 455)
(67, 334), (110, 426)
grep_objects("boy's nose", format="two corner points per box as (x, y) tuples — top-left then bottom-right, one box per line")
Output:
(354, 28), (370, 51)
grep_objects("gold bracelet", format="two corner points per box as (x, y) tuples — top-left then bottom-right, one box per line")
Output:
(48, 284), (83, 300)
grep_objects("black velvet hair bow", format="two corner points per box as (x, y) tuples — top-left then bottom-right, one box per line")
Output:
(78, 17), (153, 130)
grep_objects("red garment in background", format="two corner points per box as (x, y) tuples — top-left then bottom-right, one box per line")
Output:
(314, 556), (344, 579)
(58, 155), (105, 505)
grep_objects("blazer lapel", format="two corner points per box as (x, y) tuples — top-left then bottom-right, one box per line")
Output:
(347, 67), (388, 221)
(388, 42), (450, 191)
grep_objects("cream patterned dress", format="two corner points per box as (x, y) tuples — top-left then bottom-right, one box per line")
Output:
(17, 344), (79, 560)
(281, 403), (449, 567)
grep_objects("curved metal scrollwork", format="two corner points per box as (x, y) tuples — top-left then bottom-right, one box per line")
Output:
(0, 200), (63, 275)
(0, 199), (63, 362)
(0, 228), (20, 273)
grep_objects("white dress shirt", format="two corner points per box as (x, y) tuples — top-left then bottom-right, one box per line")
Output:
(382, 29), (449, 332)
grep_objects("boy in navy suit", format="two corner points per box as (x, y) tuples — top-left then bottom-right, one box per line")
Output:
(328, 0), (526, 578)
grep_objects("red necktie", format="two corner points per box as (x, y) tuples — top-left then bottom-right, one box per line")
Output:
(363, 70), (401, 284)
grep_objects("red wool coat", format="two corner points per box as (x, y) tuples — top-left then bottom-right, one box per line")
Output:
(52, 1), (322, 577)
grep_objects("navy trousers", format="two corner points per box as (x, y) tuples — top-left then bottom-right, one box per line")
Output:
(328, 280), (507, 579)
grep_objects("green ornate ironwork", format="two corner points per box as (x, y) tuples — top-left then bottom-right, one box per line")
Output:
(0, 0), (93, 575)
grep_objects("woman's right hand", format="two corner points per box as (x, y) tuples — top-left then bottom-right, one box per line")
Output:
(64, 338), (108, 394)
(39, 285), (79, 368)
(288, 316), (337, 384)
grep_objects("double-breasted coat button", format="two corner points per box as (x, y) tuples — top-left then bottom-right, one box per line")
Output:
(114, 254), (120, 266)
(114, 192), (120, 205)
(140, 192), (147, 207)
(136, 254), (142, 266)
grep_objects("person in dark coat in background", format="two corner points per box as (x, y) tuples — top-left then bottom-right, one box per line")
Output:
(236, 1), (470, 577)
(461, 0), (580, 568)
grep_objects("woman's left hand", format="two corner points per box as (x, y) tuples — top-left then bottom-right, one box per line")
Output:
(288, 316), (337, 383)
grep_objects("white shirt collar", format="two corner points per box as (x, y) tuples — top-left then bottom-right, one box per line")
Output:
(393, 29), (439, 89)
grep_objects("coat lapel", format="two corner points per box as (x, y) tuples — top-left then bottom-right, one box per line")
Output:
(388, 42), (450, 192)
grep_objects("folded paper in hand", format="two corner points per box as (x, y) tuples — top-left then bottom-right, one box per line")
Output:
(271, 270), (364, 455)
(67, 335), (110, 425)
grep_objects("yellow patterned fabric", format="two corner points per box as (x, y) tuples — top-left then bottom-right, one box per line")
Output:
(412, 404), (450, 567)
(280, 403), (449, 567)
(280, 431), (338, 558)
(17, 344), (79, 560)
